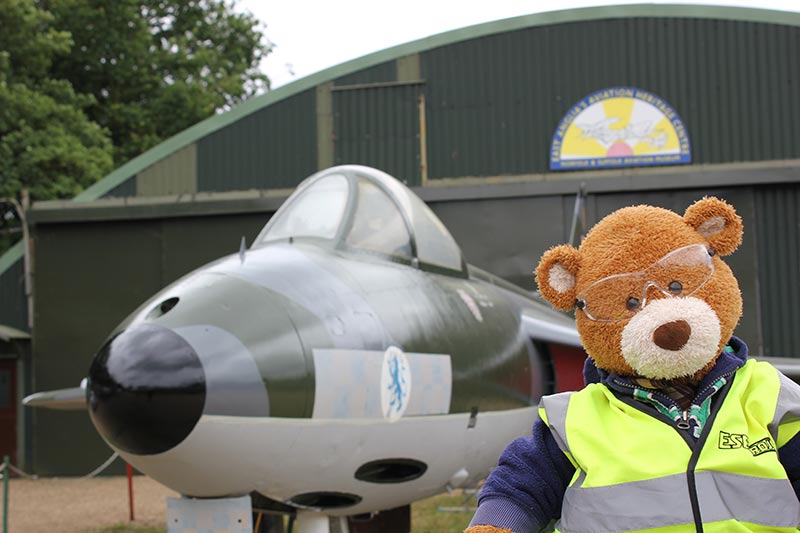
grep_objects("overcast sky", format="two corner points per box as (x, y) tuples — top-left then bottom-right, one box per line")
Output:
(237, 1), (800, 89)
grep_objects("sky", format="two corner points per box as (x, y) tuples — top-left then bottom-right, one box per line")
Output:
(237, 0), (800, 89)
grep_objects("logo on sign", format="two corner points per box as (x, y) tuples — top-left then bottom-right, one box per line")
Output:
(550, 87), (691, 170)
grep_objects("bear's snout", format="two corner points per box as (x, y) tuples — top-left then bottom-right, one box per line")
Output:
(653, 320), (691, 351)
(620, 297), (721, 379)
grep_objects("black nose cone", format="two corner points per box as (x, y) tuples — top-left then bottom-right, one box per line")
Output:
(87, 323), (206, 455)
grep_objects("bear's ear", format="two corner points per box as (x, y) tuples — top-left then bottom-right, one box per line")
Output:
(683, 197), (743, 256)
(535, 244), (581, 311)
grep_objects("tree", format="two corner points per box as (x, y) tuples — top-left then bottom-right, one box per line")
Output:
(0, 0), (271, 255)
(0, 0), (114, 252)
(46, 0), (272, 165)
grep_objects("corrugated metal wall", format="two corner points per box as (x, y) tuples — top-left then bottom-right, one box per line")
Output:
(755, 183), (800, 357)
(0, 260), (27, 331)
(334, 61), (396, 86)
(102, 179), (136, 198)
(137, 144), (198, 196)
(197, 90), (317, 190)
(422, 18), (800, 178)
(333, 83), (424, 185)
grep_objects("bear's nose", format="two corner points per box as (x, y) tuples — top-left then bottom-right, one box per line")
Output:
(653, 320), (691, 351)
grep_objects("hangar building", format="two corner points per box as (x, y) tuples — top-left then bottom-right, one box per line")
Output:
(0, 4), (798, 473)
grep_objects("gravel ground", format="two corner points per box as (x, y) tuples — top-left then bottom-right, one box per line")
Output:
(4, 475), (177, 533)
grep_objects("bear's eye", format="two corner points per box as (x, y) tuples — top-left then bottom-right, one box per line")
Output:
(626, 297), (641, 311)
(668, 281), (683, 295)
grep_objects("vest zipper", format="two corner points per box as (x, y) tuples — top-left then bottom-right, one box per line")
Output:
(610, 379), (694, 437)
(677, 410), (690, 430)
(610, 369), (739, 533)
(684, 369), (737, 533)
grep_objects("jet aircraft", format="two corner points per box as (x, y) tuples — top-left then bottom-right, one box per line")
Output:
(25, 165), (588, 532)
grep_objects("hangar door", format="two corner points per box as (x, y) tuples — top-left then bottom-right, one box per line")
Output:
(333, 81), (426, 186)
(0, 358), (16, 464)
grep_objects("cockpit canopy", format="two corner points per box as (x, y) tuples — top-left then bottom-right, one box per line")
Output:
(254, 166), (465, 275)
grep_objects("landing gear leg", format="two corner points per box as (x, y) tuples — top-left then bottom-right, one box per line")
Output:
(294, 511), (349, 533)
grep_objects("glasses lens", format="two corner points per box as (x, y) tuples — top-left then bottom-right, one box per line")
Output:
(577, 245), (713, 322)
(578, 272), (646, 321)
(647, 245), (713, 297)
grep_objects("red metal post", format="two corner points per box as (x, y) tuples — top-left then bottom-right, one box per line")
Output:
(126, 463), (135, 521)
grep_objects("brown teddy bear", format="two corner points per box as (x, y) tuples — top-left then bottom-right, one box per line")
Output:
(466, 197), (800, 533)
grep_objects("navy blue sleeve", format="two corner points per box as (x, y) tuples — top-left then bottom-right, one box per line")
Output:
(778, 430), (800, 500)
(469, 418), (575, 531)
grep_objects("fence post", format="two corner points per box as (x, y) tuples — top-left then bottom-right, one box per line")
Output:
(3, 455), (9, 533)
(127, 463), (135, 522)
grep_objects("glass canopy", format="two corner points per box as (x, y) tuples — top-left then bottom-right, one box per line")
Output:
(255, 166), (464, 273)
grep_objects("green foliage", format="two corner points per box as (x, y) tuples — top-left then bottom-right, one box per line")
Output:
(0, 0), (271, 255)
(0, 0), (114, 254)
(0, 79), (113, 201)
(0, 0), (113, 203)
(47, 0), (272, 164)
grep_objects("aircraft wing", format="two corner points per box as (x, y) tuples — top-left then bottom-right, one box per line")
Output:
(520, 311), (582, 347)
(23, 381), (87, 410)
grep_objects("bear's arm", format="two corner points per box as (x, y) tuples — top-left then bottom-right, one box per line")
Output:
(778, 431), (800, 499)
(770, 368), (800, 500)
(775, 371), (800, 500)
(465, 418), (575, 533)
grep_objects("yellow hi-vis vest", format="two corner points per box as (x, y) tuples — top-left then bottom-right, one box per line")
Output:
(539, 359), (800, 533)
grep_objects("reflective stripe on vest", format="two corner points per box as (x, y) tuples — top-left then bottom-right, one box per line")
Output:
(539, 360), (800, 532)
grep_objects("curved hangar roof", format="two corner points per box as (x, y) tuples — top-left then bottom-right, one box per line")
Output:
(74, 3), (800, 201)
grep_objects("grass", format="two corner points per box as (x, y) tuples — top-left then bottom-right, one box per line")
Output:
(86, 526), (165, 533)
(410, 490), (476, 532)
(85, 491), (476, 532)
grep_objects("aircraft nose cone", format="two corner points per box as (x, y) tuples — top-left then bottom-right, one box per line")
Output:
(87, 323), (206, 455)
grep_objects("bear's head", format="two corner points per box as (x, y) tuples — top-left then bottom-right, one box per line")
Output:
(535, 197), (743, 381)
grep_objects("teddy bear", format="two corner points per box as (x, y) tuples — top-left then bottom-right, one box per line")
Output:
(466, 197), (800, 533)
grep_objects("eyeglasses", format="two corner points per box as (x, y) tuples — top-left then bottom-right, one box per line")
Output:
(575, 244), (715, 322)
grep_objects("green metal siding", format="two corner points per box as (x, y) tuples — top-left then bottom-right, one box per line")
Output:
(755, 183), (800, 357)
(333, 83), (423, 185)
(422, 18), (800, 179)
(431, 195), (566, 290)
(137, 143), (198, 196)
(316, 83), (335, 169)
(197, 90), (317, 191)
(0, 259), (27, 332)
(102, 179), (136, 198)
(396, 54), (421, 82)
(334, 61), (396, 86)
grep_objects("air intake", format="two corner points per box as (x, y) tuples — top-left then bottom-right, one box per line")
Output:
(354, 458), (427, 484)
(288, 492), (361, 509)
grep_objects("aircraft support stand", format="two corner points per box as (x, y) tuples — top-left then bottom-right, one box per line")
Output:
(295, 511), (349, 533)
